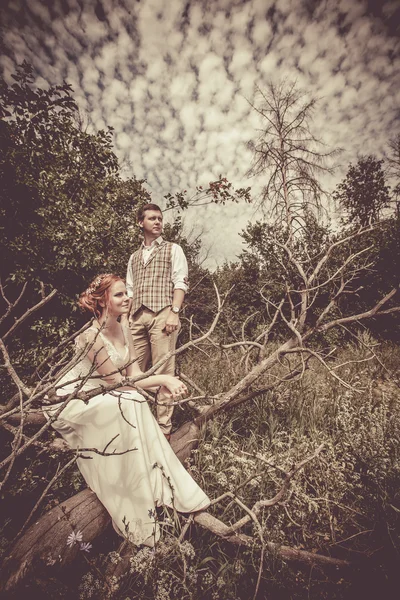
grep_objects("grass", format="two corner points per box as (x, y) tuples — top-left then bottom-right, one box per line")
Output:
(1, 335), (400, 599)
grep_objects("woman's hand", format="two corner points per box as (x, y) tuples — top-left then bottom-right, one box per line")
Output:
(158, 377), (188, 401)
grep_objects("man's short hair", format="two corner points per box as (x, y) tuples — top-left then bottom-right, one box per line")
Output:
(137, 203), (163, 221)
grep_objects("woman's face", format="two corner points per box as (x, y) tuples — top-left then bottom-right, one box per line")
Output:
(104, 280), (130, 317)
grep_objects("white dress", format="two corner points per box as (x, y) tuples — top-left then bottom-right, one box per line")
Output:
(45, 326), (209, 546)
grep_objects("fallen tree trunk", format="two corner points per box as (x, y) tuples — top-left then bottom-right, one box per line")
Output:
(0, 489), (109, 594)
(107, 510), (352, 581)
(170, 419), (201, 462)
(1, 483), (354, 593)
(193, 512), (351, 568)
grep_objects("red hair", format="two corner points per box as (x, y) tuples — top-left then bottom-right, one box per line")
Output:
(79, 274), (123, 318)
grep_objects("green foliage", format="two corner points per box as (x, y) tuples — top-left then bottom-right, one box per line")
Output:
(183, 338), (400, 599)
(387, 134), (400, 202)
(328, 215), (400, 342)
(163, 177), (252, 212)
(0, 63), (253, 367)
(333, 155), (392, 226)
(0, 62), (150, 293)
(212, 215), (342, 344)
(9, 339), (396, 599)
(0, 63), (153, 364)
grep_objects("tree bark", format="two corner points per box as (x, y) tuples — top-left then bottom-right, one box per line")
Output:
(1, 475), (353, 593)
(193, 512), (352, 568)
(0, 489), (109, 594)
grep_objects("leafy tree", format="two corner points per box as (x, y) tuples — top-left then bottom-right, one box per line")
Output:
(0, 61), (150, 298)
(333, 155), (391, 225)
(330, 214), (400, 342)
(0, 63), (153, 362)
(234, 213), (337, 341)
(0, 63), (255, 363)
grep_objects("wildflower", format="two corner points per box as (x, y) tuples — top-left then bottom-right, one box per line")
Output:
(80, 542), (92, 552)
(233, 559), (245, 575)
(109, 551), (122, 564)
(179, 540), (195, 560)
(66, 530), (83, 547)
(201, 571), (213, 587)
(216, 472), (228, 486)
(129, 546), (154, 576)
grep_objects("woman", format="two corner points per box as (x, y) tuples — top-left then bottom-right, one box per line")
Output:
(45, 273), (209, 546)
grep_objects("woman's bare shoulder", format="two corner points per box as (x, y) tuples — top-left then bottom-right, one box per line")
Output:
(76, 326), (102, 349)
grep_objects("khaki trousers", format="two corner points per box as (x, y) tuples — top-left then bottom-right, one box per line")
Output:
(129, 306), (179, 435)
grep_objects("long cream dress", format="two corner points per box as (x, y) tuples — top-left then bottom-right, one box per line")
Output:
(45, 326), (209, 546)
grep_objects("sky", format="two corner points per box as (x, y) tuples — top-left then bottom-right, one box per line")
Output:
(1, 0), (399, 268)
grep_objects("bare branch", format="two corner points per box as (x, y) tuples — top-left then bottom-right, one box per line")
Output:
(218, 444), (325, 535)
(283, 347), (361, 391)
(318, 287), (400, 332)
(2, 288), (57, 341)
(0, 338), (31, 397)
(0, 281), (28, 327)
(308, 223), (376, 286)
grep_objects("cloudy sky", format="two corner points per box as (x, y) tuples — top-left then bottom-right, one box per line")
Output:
(1, 0), (399, 267)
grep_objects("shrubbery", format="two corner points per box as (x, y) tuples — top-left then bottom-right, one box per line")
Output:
(1, 336), (398, 599)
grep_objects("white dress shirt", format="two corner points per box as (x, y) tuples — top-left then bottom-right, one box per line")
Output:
(126, 237), (188, 298)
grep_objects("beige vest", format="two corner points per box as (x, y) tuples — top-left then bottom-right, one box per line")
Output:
(129, 241), (174, 314)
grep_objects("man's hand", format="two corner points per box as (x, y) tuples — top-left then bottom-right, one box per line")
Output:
(164, 310), (180, 335)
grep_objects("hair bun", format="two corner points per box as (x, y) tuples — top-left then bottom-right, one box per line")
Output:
(79, 273), (122, 318)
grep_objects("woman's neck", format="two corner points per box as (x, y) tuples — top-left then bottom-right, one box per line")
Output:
(97, 313), (119, 333)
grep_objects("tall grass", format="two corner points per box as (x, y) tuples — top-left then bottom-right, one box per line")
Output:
(1, 337), (399, 599)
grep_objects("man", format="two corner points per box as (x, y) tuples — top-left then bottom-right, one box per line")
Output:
(126, 203), (188, 439)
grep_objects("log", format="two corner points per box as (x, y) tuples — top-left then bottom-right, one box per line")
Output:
(193, 512), (352, 568)
(0, 489), (109, 594)
(5, 412), (46, 427)
(1, 429), (354, 593)
(1, 485), (353, 593)
(105, 511), (352, 582)
(0, 434), (194, 593)
(170, 419), (201, 463)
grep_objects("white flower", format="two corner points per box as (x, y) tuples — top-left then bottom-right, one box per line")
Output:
(179, 541), (195, 560)
(80, 542), (92, 552)
(66, 530), (83, 547)
(216, 472), (228, 486)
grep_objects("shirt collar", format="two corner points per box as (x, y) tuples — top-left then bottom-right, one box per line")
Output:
(142, 236), (164, 249)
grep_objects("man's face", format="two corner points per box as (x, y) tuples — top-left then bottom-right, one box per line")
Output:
(140, 209), (163, 237)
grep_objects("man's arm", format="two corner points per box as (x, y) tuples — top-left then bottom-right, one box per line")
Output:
(164, 244), (188, 335)
(126, 254), (134, 298)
